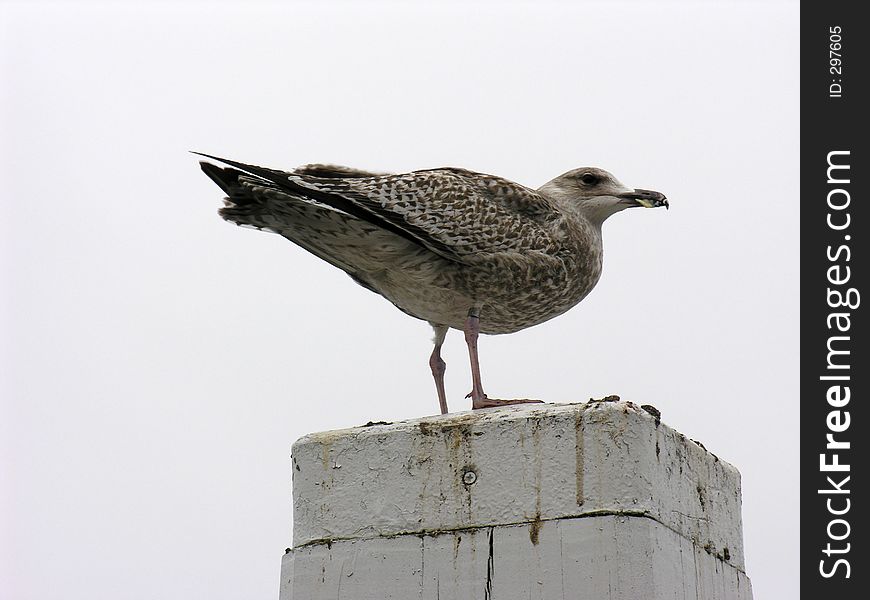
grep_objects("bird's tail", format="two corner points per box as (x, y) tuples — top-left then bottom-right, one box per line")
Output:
(199, 156), (391, 231)
(199, 161), (290, 232)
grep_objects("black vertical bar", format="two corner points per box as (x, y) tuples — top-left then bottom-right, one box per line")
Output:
(802, 3), (867, 597)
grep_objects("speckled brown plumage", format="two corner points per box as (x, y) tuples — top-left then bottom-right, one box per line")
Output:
(198, 154), (667, 413)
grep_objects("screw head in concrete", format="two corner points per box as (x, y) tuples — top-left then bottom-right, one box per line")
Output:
(462, 470), (477, 485)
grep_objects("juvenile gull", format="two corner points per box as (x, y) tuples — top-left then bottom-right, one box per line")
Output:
(198, 155), (668, 414)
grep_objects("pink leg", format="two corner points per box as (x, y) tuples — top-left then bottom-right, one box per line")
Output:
(429, 325), (449, 415)
(463, 312), (487, 408)
(464, 310), (544, 410)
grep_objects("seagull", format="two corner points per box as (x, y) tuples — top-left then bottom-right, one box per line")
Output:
(198, 154), (668, 414)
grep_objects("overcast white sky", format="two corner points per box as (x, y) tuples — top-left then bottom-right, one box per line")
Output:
(1, 1), (798, 598)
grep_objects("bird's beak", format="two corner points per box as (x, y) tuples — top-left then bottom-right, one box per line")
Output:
(617, 189), (669, 210)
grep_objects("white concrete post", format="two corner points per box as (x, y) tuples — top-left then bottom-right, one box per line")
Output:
(279, 400), (753, 599)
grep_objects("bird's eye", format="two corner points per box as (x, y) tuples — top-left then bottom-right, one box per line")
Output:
(580, 173), (598, 185)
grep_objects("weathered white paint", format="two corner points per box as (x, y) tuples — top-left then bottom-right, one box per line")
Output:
(280, 400), (753, 599)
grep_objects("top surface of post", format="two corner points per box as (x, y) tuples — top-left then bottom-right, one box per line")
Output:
(290, 399), (746, 571)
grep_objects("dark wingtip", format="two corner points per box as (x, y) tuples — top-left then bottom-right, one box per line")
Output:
(191, 152), (290, 188)
(190, 151), (239, 167)
(191, 150), (225, 162)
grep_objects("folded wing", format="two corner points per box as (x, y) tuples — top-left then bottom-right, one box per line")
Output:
(197, 154), (561, 265)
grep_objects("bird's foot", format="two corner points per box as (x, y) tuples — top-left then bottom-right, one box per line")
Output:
(466, 393), (545, 410)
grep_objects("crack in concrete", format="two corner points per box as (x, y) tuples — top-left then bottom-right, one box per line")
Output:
(484, 527), (494, 600)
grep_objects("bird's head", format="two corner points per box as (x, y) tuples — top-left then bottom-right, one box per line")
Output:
(538, 167), (668, 225)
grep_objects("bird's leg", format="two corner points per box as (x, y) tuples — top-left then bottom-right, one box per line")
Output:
(463, 310), (489, 408)
(429, 324), (449, 415)
(464, 309), (545, 410)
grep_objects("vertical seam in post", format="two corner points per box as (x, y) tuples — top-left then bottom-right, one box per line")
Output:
(575, 408), (585, 506)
